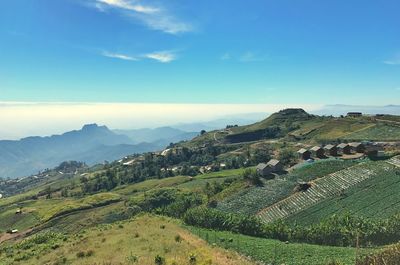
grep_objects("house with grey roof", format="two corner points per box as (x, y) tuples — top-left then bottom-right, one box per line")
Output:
(349, 142), (365, 153)
(310, 146), (324, 158)
(256, 159), (283, 177)
(297, 148), (311, 160)
(324, 144), (337, 156)
(337, 143), (351, 155)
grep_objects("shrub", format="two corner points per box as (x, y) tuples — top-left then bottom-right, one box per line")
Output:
(154, 254), (165, 265)
(174, 235), (182, 243)
(189, 253), (197, 264)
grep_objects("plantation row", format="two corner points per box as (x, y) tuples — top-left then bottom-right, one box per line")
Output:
(216, 159), (359, 215)
(257, 161), (393, 223)
(387, 155), (400, 168)
(286, 162), (400, 225)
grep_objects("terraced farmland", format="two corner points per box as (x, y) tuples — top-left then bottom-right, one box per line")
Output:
(287, 158), (400, 225)
(216, 159), (359, 215)
(343, 123), (400, 141)
(387, 155), (400, 168)
(257, 160), (395, 223)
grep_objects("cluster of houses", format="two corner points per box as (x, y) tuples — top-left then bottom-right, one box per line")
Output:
(297, 142), (383, 160)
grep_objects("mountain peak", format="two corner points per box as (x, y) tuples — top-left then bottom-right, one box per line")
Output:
(82, 124), (107, 131)
(277, 108), (308, 116)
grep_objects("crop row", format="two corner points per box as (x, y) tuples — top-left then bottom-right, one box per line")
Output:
(387, 156), (400, 168)
(257, 161), (395, 223)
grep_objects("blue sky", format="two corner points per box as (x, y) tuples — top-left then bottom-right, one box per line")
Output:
(0, 0), (399, 105)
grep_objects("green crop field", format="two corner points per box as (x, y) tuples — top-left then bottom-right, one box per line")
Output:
(216, 159), (359, 215)
(188, 226), (374, 265)
(114, 175), (191, 195)
(344, 124), (400, 141)
(287, 161), (400, 225)
(258, 160), (390, 223)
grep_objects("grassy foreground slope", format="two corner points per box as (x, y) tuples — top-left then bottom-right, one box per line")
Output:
(0, 215), (256, 265)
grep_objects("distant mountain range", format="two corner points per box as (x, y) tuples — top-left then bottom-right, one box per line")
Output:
(114, 127), (198, 144)
(0, 124), (199, 179)
(0, 114), (266, 179)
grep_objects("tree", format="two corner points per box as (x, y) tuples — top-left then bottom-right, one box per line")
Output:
(242, 168), (263, 186)
(278, 148), (297, 166)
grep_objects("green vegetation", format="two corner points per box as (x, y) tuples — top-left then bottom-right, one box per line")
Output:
(287, 162), (400, 225)
(1, 110), (400, 265)
(344, 123), (400, 141)
(217, 159), (359, 215)
(188, 226), (373, 265)
(357, 243), (400, 265)
(184, 206), (400, 247)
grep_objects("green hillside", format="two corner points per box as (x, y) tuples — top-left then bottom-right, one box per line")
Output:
(183, 108), (397, 147)
(1, 109), (400, 265)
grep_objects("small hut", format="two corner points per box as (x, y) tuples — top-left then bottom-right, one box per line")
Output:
(256, 163), (270, 177)
(347, 112), (362, 117)
(349, 142), (365, 153)
(324, 144), (337, 156)
(256, 159), (283, 177)
(337, 143), (351, 155)
(266, 159), (283, 172)
(310, 146), (324, 158)
(364, 144), (382, 158)
(297, 148), (311, 160)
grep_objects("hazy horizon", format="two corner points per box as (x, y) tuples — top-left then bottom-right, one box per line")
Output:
(1, 102), (400, 140)
(0, 102), (322, 140)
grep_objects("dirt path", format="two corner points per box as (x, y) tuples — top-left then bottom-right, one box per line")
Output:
(375, 119), (400, 126)
(0, 228), (33, 244)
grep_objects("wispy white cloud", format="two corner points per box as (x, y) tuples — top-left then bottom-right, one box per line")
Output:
(144, 51), (176, 63)
(91, 0), (192, 34)
(101, 50), (177, 63)
(97, 0), (159, 14)
(102, 51), (138, 61)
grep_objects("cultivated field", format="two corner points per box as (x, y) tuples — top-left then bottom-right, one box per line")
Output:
(217, 159), (359, 215)
(189, 226), (373, 265)
(257, 160), (395, 223)
(344, 123), (400, 141)
(288, 157), (400, 225)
